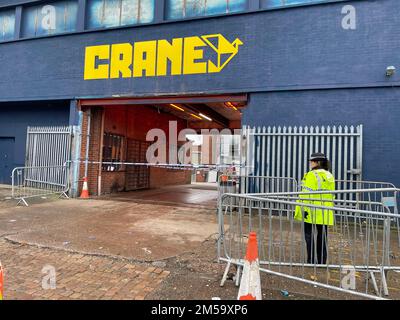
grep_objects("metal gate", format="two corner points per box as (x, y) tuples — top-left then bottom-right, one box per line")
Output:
(125, 139), (150, 191)
(242, 125), (363, 186)
(25, 126), (73, 168)
(12, 126), (73, 205)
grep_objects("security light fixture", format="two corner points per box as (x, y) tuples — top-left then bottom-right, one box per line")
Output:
(386, 66), (396, 77)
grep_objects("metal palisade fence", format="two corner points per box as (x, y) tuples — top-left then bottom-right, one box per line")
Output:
(242, 125), (363, 186)
(11, 126), (73, 206)
(25, 126), (72, 168)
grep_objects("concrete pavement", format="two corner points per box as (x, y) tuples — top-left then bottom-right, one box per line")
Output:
(0, 190), (221, 300)
(1, 239), (169, 300)
(0, 198), (218, 261)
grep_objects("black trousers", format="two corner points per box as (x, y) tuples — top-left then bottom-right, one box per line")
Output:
(304, 222), (328, 264)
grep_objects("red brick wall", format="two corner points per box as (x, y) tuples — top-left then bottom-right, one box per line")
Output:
(101, 171), (126, 194)
(150, 168), (192, 188)
(195, 170), (207, 183)
(103, 105), (187, 141)
(79, 104), (191, 196)
(79, 107), (103, 196)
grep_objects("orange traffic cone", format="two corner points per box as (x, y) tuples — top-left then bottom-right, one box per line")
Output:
(237, 232), (262, 300)
(221, 174), (228, 182)
(80, 177), (90, 199)
(0, 262), (4, 300)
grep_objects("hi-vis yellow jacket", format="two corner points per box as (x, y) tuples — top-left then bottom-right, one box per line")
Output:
(295, 169), (335, 226)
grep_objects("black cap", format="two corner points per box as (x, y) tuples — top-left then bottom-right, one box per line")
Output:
(309, 152), (327, 161)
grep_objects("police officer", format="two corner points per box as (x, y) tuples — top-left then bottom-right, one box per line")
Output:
(295, 152), (335, 265)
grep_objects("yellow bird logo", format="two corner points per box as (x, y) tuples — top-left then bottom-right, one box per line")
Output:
(201, 34), (244, 73)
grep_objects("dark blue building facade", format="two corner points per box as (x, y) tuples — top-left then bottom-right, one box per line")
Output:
(0, 101), (70, 183)
(0, 0), (399, 186)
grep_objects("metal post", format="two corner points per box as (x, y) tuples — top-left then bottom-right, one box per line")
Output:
(358, 125), (364, 182)
(71, 118), (83, 198)
(98, 108), (105, 195)
(154, 0), (166, 23)
(14, 6), (22, 40)
(248, 0), (261, 11)
(84, 109), (92, 179)
(77, 0), (87, 31)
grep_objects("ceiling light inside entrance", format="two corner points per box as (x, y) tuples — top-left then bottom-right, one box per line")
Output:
(170, 104), (185, 111)
(225, 102), (238, 110)
(199, 113), (212, 121)
(190, 113), (202, 120)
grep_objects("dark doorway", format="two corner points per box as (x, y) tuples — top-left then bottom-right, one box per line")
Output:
(0, 137), (15, 184)
(125, 139), (151, 191)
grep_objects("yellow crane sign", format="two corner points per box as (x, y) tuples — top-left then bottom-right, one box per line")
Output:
(201, 34), (244, 73)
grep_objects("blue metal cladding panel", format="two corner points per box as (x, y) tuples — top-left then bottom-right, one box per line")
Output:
(0, 0), (399, 101)
(0, 102), (70, 173)
(86, 0), (154, 29)
(165, 0), (247, 19)
(165, 0), (184, 19)
(0, 9), (15, 41)
(21, 1), (78, 38)
(243, 89), (400, 187)
(86, 0), (103, 28)
(262, 0), (323, 8)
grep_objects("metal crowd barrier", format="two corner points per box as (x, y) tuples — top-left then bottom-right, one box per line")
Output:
(334, 180), (398, 215)
(218, 188), (400, 300)
(217, 175), (298, 202)
(244, 179), (399, 217)
(11, 165), (70, 206)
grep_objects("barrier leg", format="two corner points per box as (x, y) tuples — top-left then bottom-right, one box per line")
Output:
(235, 265), (242, 287)
(369, 271), (379, 296)
(59, 192), (70, 199)
(220, 261), (231, 287)
(381, 268), (389, 296)
(17, 198), (29, 207)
